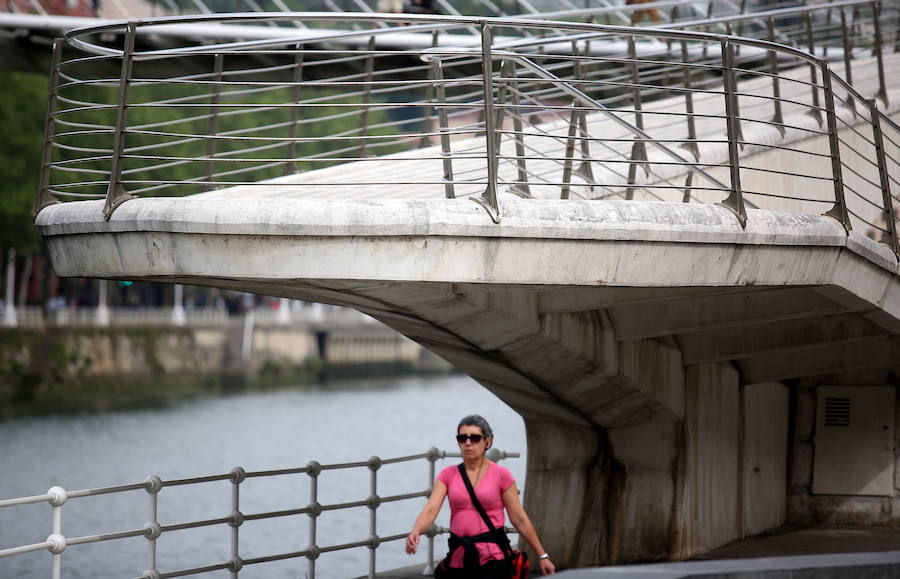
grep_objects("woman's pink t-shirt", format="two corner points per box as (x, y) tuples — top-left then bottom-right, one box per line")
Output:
(437, 462), (515, 568)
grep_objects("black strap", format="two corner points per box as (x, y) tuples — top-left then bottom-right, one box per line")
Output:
(457, 463), (513, 561)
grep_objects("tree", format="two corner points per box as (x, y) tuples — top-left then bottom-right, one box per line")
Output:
(0, 70), (48, 254)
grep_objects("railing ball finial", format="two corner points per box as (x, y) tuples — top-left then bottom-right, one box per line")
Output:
(368, 534), (381, 550)
(144, 476), (163, 494)
(229, 511), (245, 528)
(143, 522), (162, 540)
(306, 460), (322, 478)
(46, 534), (67, 554)
(47, 486), (67, 507)
(368, 456), (382, 471)
(141, 571), (162, 579)
(230, 466), (247, 484)
(308, 501), (323, 518)
(229, 555), (244, 572)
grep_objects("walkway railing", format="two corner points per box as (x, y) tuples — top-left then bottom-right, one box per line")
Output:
(0, 447), (520, 579)
(9, 302), (374, 328)
(32, 2), (900, 256)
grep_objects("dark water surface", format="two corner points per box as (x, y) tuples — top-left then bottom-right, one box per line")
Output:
(0, 375), (526, 579)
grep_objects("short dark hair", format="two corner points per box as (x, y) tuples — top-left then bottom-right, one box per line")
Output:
(458, 414), (493, 438)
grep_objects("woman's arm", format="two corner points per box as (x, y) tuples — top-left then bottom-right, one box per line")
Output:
(502, 483), (556, 575)
(405, 479), (448, 554)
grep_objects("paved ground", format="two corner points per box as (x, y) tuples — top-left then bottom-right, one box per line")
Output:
(696, 525), (900, 560)
(364, 525), (900, 577)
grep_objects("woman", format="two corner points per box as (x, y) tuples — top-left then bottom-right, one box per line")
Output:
(405, 415), (556, 577)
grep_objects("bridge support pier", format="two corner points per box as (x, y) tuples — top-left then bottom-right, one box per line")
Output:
(291, 281), (794, 568)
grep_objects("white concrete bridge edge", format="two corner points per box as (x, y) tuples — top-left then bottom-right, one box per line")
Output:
(36, 195), (900, 332)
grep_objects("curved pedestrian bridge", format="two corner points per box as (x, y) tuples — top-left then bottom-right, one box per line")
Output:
(32, 1), (900, 574)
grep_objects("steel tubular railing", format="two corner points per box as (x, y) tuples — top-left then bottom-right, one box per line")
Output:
(0, 448), (520, 579)
(32, 2), (900, 258)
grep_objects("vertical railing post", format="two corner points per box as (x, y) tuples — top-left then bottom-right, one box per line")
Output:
(721, 40), (747, 227)
(423, 449), (439, 576)
(3, 248), (15, 329)
(626, 35), (648, 200)
(804, 12), (824, 127)
(33, 37), (63, 216)
(285, 46), (305, 176)
(306, 461), (322, 579)
(895, 4), (900, 53)
(767, 17), (785, 137)
(229, 467), (246, 578)
(679, 40), (699, 162)
(46, 486), (67, 579)
(736, 0), (747, 42)
(431, 58), (455, 199)
(104, 22), (138, 220)
(144, 476), (162, 579)
(571, 41), (595, 189)
(821, 62), (851, 230)
(702, 1), (713, 59)
(368, 457), (381, 579)
(418, 31), (440, 149)
(839, 8), (857, 115)
(478, 22), (501, 222)
(358, 36), (376, 158)
(561, 103), (579, 200)
(868, 99), (899, 256)
(504, 61), (531, 197)
(872, 1), (888, 107)
(205, 53), (224, 188)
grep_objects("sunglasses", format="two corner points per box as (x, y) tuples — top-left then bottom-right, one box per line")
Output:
(456, 434), (484, 444)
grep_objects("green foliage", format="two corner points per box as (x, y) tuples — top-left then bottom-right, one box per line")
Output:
(0, 71), (49, 252)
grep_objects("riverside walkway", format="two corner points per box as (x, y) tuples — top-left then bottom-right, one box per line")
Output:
(24, 0), (900, 577)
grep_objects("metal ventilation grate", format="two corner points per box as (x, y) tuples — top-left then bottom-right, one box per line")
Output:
(823, 397), (851, 427)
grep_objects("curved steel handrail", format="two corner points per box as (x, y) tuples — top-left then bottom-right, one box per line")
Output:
(35, 3), (900, 256)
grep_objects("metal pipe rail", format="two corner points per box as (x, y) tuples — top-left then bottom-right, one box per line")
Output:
(0, 447), (521, 579)
(32, 4), (900, 257)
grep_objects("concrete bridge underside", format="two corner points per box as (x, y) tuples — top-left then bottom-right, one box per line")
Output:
(37, 196), (900, 568)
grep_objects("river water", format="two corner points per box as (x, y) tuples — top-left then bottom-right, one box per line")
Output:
(0, 375), (527, 579)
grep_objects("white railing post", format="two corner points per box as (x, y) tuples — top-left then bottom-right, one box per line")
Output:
(46, 486), (67, 579)
(172, 284), (186, 326)
(422, 447), (440, 576)
(368, 456), (381, 579)
(277, 297), (290, 325)
(96, 280), (110, 327)
(144, 476), (163, 579)
(3, 248), (16, 328)
(306, 461), (322, 579)
(230, 467), (246, 578)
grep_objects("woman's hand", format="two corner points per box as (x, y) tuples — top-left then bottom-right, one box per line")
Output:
(405, 531), (420, 555)
(539, 556), (556, 575)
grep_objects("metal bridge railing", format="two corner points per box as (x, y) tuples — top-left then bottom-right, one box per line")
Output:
(0, 447), (521, 579)
(32, 3), (900, 257)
